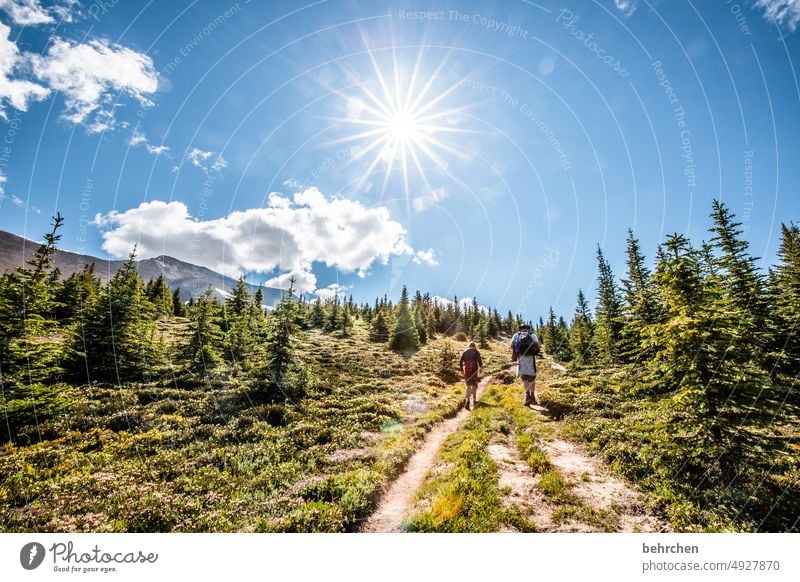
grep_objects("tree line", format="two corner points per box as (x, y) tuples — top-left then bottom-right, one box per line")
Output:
(534, 200), (799, 483)
(0, 215), (526, 442)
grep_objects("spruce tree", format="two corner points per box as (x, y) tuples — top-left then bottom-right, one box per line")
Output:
(172, 288), (185, 317)
(256, 279), (306, 402)
(593, 246), (625, 364)
(309, 298), (326, 329)
(223, 276), (256, 364)
(708, 200), (766, 363)
(186, 288), (224, 375)
(414, 307), (428, 345)
(69, 248), (164, 383)
(569, 289), (595, 365)
(1, 214), (65, 386)
(643, 233), (765, 481)
(390, 286), (420, 350)
(766, 223), (800, 375)
(621, 230), (661, 362)
(148, 275), (173, 319)
(370, 308), (390, 342)
(340, 305), (353, 337)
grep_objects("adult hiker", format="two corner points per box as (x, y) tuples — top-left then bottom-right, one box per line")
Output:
(511, 323), (540, 406)
(459, 341), (483, 410)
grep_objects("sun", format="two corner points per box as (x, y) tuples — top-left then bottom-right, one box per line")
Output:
(327, 47), (474, 200)
(386, 110), (420, 142)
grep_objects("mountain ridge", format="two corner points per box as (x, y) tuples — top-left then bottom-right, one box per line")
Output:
(0, 229), (284, 305)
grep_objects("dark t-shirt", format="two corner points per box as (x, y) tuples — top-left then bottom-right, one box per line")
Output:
(459, 347), (483, 382)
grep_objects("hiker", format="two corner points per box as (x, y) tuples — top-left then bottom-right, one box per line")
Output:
(511, 324), (540, 406)
(459, 341), (483, 410)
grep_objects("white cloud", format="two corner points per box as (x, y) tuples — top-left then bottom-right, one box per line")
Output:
(11, 194), (23, 206)
(282, 178), (304, 190)
(315, 283), (350, 300)
(0, 0), (53, 25)
(186, 147), (226, 172)
(614, 0), (638, 16)
(755, 0), (800, 31)
(93, 187), (435, 279)
(0, 22), (49, 118)
(263, 269), (317, 294)
(412, 248), (438, 266)
(147, 144), (169, 155)
(30, 37), (158, 133)
(129, 128), (169, 155)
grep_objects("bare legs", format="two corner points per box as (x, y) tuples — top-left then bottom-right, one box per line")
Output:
(464, 382), (478, 408)
(522, 377), (537, 405)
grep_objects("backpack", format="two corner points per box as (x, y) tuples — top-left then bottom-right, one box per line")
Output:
(463, 356), (479, 380)
(514, 331), (539, 359)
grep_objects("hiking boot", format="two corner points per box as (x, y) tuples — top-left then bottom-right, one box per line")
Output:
(465, 398), (471, 410)
(524, 393), (532, 406)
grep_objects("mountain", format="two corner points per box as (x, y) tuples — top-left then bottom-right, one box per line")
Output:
(0, 229), (284, 305)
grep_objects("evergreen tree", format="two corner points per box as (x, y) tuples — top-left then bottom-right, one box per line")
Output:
(69, 248), (164, 383)
(223, 276), (257, 364)
(593, 246), (625, 364)
(340, 304), (353, 337)
(370, 308), (390, 342)
(414, 307), (428, 345)
(309, 298), (326, 329)
(185, 288), (224, 375)
(569, 289), (595, 365)
(504, 310), (515, 334)
(488, 308), (500, 338)
(0, 214), (65, 385)
(54, 263), (100, 323)
(325, 299), (340, 332)
(477, 321), (489, 349)
(253, 287), (264, 310)
(708, 200), (766, 363)
(148, 275), (173, 319)
(390, 286), (420, 350)
(225, 276), (250, 321)
(620, 230), (661, 362)
(255, 279), (307, 402)
(172, 288), (185, 317)
(643, 233), (766, 481)
(766, 223), (800, 375)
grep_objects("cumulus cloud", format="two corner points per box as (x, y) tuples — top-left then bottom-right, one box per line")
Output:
(30, 37), (158, 132)
(129, 128), (169, 155)
(0, 22), (49, 118)
(315, 283), (350, 300)
(755, 0), (800, 31)
(412, 248), (438, 266)
(93, 187), (435, 279)
(0, 0), (53, 25)
(186, 147), (226, 172)
(263, 269), (317, 294)
(614, 0), (638, 16)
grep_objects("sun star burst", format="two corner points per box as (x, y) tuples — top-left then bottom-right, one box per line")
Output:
(327, 46), (475, 201)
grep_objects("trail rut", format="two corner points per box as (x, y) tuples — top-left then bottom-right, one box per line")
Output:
(361, 376), (492, 532)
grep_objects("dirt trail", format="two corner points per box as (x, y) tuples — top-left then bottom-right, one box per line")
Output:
(539, 437), (669, 531)
(361, 376), (493, 533)
(490, 425), (668, 532)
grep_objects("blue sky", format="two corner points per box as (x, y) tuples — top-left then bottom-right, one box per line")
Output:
(0, 0), (799, 319)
